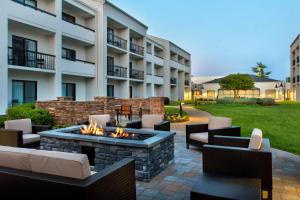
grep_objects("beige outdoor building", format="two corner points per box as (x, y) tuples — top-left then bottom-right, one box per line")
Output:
(290, 34), (300, 101)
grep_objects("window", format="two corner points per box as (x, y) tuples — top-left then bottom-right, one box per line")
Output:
(16, 0), (37, 8)
(207, 90), (215, 98)
(107, 85), (114, 97)
(62, 12), (75, 24)
(12, 35), (37, 67)
(265, 89), (276, 99)
(62, 83), (76, 100)
(12, 80), (37, 105)
(297, 76), (300, 82)
(293, 77), (296, 83)
(62, 48), (76, 61)
(297, 56), (299, 64)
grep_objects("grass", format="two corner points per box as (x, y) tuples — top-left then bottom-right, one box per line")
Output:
(165, 106), (188, 116)
(196, 102), (300, 155)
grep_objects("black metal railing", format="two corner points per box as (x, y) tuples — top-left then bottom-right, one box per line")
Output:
(107, 65), (127, 78)
(154, 74), (164, 78)
(107, 33), (127, 50)
(185, 80), (190, 86)
(62, 56), (95, 65)
(130, 69), (144, 80)
(62, 18), (95, 32)
(130, 42), (144, 56)
(8, 47), (55, 70)
(154, 53), (164, 59)
(12, 0), (56, 17)
(170, 78), (177, 85)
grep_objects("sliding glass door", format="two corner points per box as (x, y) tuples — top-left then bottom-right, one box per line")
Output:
(12, 80), (37, 105)
(62, 83), (76, 101)
(12, 36), (37, 67)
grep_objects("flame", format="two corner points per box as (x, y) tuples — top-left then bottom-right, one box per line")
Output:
(80, 121), (104, 136)
(111, 127), (129, 138)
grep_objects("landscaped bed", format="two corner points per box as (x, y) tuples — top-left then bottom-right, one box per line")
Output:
(196, 102), (300, 155)
(164, 106), (189, 123)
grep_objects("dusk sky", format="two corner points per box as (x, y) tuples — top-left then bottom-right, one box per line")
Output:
(110, 0), (300, 80)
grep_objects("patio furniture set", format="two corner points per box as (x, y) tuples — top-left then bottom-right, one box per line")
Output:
(0, 110), (272, 199)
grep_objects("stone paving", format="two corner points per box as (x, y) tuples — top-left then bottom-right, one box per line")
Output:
(136, 105), (300, 200)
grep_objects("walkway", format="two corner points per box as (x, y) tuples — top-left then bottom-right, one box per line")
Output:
(137, 105), (300, 200)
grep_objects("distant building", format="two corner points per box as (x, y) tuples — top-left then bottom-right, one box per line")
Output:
(192, 75), (291, 100)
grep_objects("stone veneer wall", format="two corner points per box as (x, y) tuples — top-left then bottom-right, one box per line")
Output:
(36, 97), (165, 126)
(40, 136), (174, 182)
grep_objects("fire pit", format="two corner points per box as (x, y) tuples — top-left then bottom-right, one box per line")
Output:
(39, 124), (175, 182)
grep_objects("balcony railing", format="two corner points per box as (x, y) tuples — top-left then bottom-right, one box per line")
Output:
(154, 74), (164, 78)
(185, 80), (190, 86)
(107, 65), (127, 78)
(107, 33), (127, 50)
(130, 42), (144, 56)
(8, 47), (55, 70)
(170, 78), (177, 85)
(130, 69), (144, 80)
(62, 56), (95, 65)
(154, 53), (164, 59)
(12, 0), (56, 17)
(62, 18), (95, 32)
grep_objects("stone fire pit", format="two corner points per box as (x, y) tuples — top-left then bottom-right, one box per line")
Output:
(39, 126), (175, 182)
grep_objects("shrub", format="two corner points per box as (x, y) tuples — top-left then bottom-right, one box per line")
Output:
(257, 98), (275, 106)
(6, 104), (53, 125)
(217, 97), (235, 104)
(0, 115), (7, 128)
(236, 98), (258, 105)
(164, 97), (170, 105)
(165, 113), (189, 123)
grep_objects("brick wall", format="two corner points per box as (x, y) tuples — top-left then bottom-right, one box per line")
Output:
(36, 97), (165, 126)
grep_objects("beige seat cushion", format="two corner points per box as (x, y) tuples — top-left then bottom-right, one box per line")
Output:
(249, 128), (263, 150)
(0, 145), (34, 171)
(142, 114), (164, 129)
(208, 117), (232, 130)
(89, 114), (111, 128)
(30, 150), (91, 180)
(190, 132), (208, 143)
(23, 134), (40, 144)
(5, 119), (32, 134)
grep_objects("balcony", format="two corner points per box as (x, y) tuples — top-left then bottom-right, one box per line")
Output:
(130, 43), (144, 56)
(170, 77), (177, 85)
(62, 17), (95, 32)
(107, 65), (127, 78)
(107, 33), (127, 50)
(8, 47), (55, 70)
(11, 0), (56, 17)
(185, 80), (190, 86)
(130, 69), (144, 80)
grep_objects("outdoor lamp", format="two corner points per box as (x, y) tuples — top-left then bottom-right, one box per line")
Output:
(180, 102), (185, 117)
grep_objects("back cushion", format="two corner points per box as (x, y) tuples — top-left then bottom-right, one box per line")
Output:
(30, 150), (91, 180)
(208, 117), (232, 130)
(89, 114), (111, 128)
(249, 128), (263, 150)
(5, 119), (32, 134)
(142, 114), (164, 129)
(0, 146), (34, 171)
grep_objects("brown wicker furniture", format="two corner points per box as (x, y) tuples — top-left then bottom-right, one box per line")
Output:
(202, 135), (272, 200)
(121, 105), (132, 120)
(126, 114), (170, 131)
(0, 119), (51, 148)
(0, 146), (136, 200)
(190, 174), (261, 200)
(186, 117), (240, 149)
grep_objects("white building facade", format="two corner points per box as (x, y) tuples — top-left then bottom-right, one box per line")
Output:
(0, 0), (191, 114)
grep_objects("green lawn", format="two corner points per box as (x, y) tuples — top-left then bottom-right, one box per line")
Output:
(165, 106), (188, 116)
(196, 102), (300, 155)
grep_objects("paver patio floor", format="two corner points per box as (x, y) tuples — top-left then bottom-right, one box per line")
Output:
(136, 106), (300, 200)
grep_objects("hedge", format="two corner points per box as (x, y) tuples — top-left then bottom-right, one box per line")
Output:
(217, 97), (275, 106)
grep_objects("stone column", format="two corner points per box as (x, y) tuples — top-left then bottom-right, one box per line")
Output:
(149, 97), (165, 114)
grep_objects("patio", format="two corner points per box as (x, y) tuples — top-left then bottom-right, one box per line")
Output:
(136, 106), (300, 200)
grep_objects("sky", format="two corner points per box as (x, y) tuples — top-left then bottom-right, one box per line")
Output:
(110, 0), (300, 80)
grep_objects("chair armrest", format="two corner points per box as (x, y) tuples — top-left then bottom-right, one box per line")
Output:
(126, 121), (142, 129)
(203, 144), (272, 190)
(212, 136), (250, 148)
(154, 121), (170, 131)
(0, 129), (23, 147)
(186, 123), (208, 135)
(32, 125), (52, 133)
(106, 120), (116, 127)
(208, 126), (241, 143)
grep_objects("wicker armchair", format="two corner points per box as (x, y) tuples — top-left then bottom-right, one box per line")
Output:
(186, 116), (240, 149)
(0, 119), (51, 148)
(202, 135), (272, 200)
(126, 114), (170, 131)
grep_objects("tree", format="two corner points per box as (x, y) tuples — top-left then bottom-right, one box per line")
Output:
(252, 62), (272, 78)
(219, 74), (254, 98)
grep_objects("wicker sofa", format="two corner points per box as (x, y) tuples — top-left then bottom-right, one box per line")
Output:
(202, 133), (272, 199)
(0, 145), (136, 200)
(186, 116), (240, 149)
(126, 114), (170, 131)
(0, 119), (51, 148)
